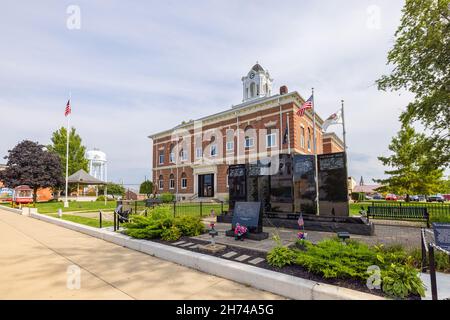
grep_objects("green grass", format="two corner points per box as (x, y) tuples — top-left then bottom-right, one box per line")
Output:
(45, 213), (113, 228)
(27, 201), (117, 214)
(155, 203), (229, 217)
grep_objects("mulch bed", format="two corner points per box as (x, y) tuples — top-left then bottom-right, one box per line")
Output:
(150, 234), (421, 300)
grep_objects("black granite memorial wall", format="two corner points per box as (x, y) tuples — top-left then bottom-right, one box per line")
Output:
(227, 164), (246, 211)
(270, 154), (294, 213)
(293, 154), (317, 215)
(317, 152), (349, 216)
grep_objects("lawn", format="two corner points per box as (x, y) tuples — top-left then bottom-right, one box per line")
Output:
(45, 213), (114, 228)
(32, 201), (117, 213)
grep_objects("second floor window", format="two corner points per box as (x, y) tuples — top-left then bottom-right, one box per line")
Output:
(180, 149), (187, 161)
(300, 127), (305, 148)
(210, 144), (217, 157)
(244, 136), (254, 148)
(169, 149), (175, 163)
(158, 175), (164, 189)
(266, 133), (276, 148)
(159, 151), (164, 164)
(196, 147), (203, 159)
(226, 140), (234, 152)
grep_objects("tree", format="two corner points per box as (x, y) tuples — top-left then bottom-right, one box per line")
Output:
(139, 180), (153, 197)
(98, 183), (125, 198)
(48, 127), (88, 177)
(374, 124), (445, 196)
(377, 0), (450, 167)
(0, 140), (64, 203)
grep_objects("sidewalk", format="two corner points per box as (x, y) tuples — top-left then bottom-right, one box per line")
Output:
(0, 208), (282, 300)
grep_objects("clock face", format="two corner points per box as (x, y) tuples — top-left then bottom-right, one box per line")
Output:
(249, 72), (255, 79)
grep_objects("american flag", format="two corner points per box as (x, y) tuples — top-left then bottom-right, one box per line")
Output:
(296, 95), (313, 117)
(297, 212), (304, 227)
(65, 99), (71, 117)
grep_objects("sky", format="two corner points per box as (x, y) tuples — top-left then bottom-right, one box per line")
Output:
(0, 0), (415, 187)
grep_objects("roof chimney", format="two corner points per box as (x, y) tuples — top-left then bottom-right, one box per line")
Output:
(279, 85), (288, 95)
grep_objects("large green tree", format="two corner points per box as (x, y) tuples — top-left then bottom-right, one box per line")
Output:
(377, 0), (450, 167)
(0, 140), (64, 203)
(98, 183), (125, 198)
(48, 127), (88, 177)
(139, 180), (153, 197)
(374, 124), (445, 195)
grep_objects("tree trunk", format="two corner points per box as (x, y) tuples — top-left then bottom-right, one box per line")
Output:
(33, 187), (38, 207)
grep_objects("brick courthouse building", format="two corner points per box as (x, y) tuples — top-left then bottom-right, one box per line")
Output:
(149, 64), (343, 201)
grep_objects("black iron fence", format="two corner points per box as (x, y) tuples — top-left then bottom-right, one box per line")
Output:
(370, 201), (450, 223)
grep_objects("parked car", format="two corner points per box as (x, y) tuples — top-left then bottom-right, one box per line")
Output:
(417, 195), (426, 202)
(385, 194), (398, 201)
(427, 194), (445, 202)
(372, 193), (383, 200)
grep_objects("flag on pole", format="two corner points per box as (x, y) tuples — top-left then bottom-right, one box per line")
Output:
(297, 212), (304, 227)
(296, 95), (313, 117)
(322, 109), (342, 132)
(65, 99), (71, 117)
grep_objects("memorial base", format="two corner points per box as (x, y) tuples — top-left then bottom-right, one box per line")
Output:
(218, 214), (374, 236)
(225, 229), (269, 241)
(198, 243), (226, 253)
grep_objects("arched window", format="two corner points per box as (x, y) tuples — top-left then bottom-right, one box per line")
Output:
(180, 148), (187, 161)
(307, 128), (311, 151)
(181, 173), (187, 189)
(158, 175), (164, 190)
(169, 174), (175, 189)
(250, 82), (256, 97)
(210, 135), (217, 156)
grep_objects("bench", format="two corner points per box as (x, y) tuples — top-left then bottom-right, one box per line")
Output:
(115, 204), (132, 224)
(367, 205), (429, 227)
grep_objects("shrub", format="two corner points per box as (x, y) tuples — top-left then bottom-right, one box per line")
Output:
(267, 246), (296, 268)
(123, 214), (172, 239)
(294, 238), (378, 280)
(161, 226), (182, 241)
(160, 192), (175, 203)
(381, 263), (425, 299)
(173, 215), (205, 236)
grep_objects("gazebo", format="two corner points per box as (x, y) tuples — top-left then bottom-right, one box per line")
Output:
(67, 169), (107, 203)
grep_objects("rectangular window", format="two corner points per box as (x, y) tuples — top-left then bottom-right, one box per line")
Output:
(196, 147), (202, 159)
(210, 144), (217, 157)
(159, 151), (164, 164)
(266, 133), (276, 148)
(226, 140), (234, 152)
(181, 178), (187, 189)
(181, 150), (188, 161)
(169, 178), (175, 189)
(244, 137), (254, 148)
(159, 179), (163, 190)
(169, 152), (175, 163)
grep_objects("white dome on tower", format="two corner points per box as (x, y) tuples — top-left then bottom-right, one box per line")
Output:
(241, 62), (273, 102)
(86, 149), (107, 162)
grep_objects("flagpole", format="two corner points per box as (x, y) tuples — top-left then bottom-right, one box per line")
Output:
(312, 88), (320, 216)
(64, 92), (71, 208)
(341, 99), (349, 202)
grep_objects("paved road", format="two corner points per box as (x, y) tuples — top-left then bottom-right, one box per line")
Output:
(0, 209), (282, 300)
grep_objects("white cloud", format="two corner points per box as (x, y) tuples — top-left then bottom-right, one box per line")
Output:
(0, 0), (413, 184)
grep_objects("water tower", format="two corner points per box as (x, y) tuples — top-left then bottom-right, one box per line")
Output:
(86, 149), (107, 182)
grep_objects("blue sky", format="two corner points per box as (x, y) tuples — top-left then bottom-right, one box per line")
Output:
(0, 1), (414, 187)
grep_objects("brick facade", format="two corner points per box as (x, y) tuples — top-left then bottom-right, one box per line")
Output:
(150, 91), (344, 201)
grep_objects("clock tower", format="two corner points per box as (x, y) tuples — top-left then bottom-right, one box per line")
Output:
(241, 62), (273, 102)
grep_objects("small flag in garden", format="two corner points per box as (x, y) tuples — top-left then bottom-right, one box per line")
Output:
(297, 212), (304, 227)
(296, 95), (313, 117)
(65, 99), (71, 117)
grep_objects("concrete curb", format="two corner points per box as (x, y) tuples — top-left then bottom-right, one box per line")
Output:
(0, 206), (23, 215)
(28, 212), (383, 300)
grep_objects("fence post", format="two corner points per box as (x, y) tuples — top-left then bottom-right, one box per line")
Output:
(173, 201), (176, 217)
(420, 229), (427, 272)
(200, 201), (203, 217)
(135, 201), (137, 214)
(428, 244), (438, 300)
(113, 209), (117, 232)
(99, 210), (102, 229)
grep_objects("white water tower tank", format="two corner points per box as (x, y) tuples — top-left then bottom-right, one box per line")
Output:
(86, 148), (107, 182)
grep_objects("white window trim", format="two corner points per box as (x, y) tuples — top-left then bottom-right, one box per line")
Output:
(195, 147), (203, 159)
(181, 150), (188, 161)
(181, 178), (187, 189)
(169, 178), (175, 189)
(159, 153), (164, 165)
(169, 152), (175, 163)
(159, 179), (164, 190)
(266, 133), (277, 148)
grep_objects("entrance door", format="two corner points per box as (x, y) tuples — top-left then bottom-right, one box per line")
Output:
(198, 174), (214, 197)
